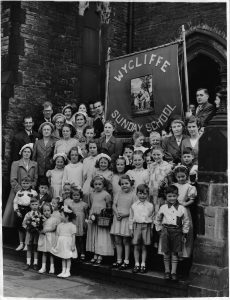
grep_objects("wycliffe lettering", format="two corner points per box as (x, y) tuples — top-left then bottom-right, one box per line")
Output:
(114, 53), (170, 82)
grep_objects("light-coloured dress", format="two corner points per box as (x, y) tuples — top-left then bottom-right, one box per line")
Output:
(51, 210), (62, 223)
(82, 156), (97, 195)
(111, 174), (123, 197)
(126, 168), (149, 191)
(51, 222), (77, 259)
(54, 138), (80, 156)
(174, 182), (197, 258)
(38, 216), (60, 252)
(62, 162), (83, 188)
(110, 190), (138, 236)
(46, 168), (64, 198)
(86, 190), (114, 256)
(71, 201), (88, 236)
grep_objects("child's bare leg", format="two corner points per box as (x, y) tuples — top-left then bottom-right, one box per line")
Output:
(49, 255), (55, 273)
(39, 252), (47, 273)
(163, 252), (171, 273)
(26, 249), (32, 266)
(33, 249), (38, 267)
(114, 236), (122, 264)
(141, 245), (147, 266)
(123, 237), (130, 264)
(62, 259), (71, 277)
(134, 245), (140, 266)
(58, 259), (66, 277)
(171, 253), (179, 275)
(16, 230), (25, 250)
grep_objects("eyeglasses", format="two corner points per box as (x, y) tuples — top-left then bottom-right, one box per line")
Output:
(56, 121), (64, 124)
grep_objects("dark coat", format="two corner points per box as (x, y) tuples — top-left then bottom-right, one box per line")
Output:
(97, 135), (123, 162)
(11, 130), (40, 161)
(32, 138), (56, 177)
(195, 102), (215, 127)
(93, 117), (104, 138)
(162, 134), (188, 164)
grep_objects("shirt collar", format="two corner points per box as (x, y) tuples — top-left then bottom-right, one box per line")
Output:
(167, 200), (179, 210)
(137, 199), (147, 205)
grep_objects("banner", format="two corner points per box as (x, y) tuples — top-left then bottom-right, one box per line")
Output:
(106, 43), (183, 134)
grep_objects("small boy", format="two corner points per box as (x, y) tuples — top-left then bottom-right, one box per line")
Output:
(155, 185), (190, 281)
(181, 147), (198, 183)
(83, 125), (95, 143)
(22, 197), (41, 270)
(123, 144), (134, 170)
(13, 176), (38, 251)
(37, 177), (51, 210)
(129, 184), (154, 273)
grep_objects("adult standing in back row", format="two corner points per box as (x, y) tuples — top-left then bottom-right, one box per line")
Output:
(93, 100), (105, 138)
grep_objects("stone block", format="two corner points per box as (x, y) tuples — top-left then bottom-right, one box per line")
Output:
(196, 206), (205, 235)
(197, 183), (209, 206)
(214, 207), (228, 240)
(210, 183), (228, 206)
(192, 236), (228, 267)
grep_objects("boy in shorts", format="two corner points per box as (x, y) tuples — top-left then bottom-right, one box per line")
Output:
(129, 184), (154, 273)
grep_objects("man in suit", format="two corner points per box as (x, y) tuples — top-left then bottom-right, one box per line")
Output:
(11, 116), (40, 161)
(93, 100), (105, 138)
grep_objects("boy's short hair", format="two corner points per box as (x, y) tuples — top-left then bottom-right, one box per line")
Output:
(30, 197), (39, 204)
(21, 176), (31, 183)
(83, 125), (95, 137)
(136, 184), (149, 195)
(38, 177), (49, 187)
(165, 185), (179, 195)
(182, 147), (194, 156)
(123, 144), (134, 153)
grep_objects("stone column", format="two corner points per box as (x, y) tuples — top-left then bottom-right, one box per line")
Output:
(188, 76), (228, 296)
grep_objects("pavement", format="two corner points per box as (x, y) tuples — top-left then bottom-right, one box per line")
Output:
(2, 253), (158, 299)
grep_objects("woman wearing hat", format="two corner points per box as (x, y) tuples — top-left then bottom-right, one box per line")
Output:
(54, 123), (79, 156)
(52, 113), (66, 141)
(62, 104), (74, 126)
(2, 143), (38, 228)
(162, 118), (188, 164)
(72, 111), (87, 140)
(32, 122), (56, 178)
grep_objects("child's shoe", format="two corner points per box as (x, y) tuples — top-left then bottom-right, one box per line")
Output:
(23, 264), (31, 271)
(62, 270), (71, 278)
(23, 245), (28, 251)
(33, 264), (39, 271)
(132, 265), (140, 273)
(112, 261), (123, 268)
(171, 273), (178, 281)
(119, 262), (130, 270)
(140, 266), (147, 273)
(49, 266), (55, 274)
(164, 272), (171, 280)
(38, 267), (46, 274)
(80, 254), (85, 261)
(57, 270), (66, 277)
(16, 243), (24, 251)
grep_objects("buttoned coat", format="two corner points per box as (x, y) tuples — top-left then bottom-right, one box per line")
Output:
(32, 138), (56, 176)
(195, 102), (215, 127)
(162, 134), (188, 164)
(11, 130), (40, 161)
(97, 135), (123, 162)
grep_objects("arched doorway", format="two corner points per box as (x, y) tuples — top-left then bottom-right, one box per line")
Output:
(179, 29), (227, 111)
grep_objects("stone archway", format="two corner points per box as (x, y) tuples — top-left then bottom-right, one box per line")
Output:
(179, 28), (227, 110)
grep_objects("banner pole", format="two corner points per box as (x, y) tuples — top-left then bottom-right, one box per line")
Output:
(104, 47), (111, 118)
(182, 25), (190, 111)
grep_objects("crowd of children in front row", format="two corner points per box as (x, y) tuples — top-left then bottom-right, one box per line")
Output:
(13, 133), (198, 281)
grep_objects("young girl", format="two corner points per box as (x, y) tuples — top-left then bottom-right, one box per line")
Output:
(51, 197), (62, 223)
(126, 150), (149, 191)
(144, 149), (154, 169)
(69, 186), (88, 261)
(149, 147), (172, 211)
(110, 174), (138, 269)
(62, 147), (83, 188)
(62, 182), (73, 207)
(38, 203), (60, 274)
(111, 156), (128, 197)
(82, 140), (98, 198)
(13, 176), (38, 251)
(22, 197), (41, 270)
(173, 165), (197, 258)
(132, 131), (148, 153)
(46, 153), (67, 198)
(51, 206), (77, 278)
(86, 175), (114, 264)
(93, 153), (113, 193)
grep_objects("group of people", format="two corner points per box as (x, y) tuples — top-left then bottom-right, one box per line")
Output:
(2, 88), (217, 280)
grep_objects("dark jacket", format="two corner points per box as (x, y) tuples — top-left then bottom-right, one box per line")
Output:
(97, 135), (123, 162)
(12, 130), (40, 161)
(32, 138), (56, 177)
(162, 134), (188, 164)
(195, 102), (215, 127)
(93, 117), (104, 138)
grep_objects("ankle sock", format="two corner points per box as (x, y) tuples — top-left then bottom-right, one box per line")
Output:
(34, 258), (38, 265)
(26, 258), (31, 265)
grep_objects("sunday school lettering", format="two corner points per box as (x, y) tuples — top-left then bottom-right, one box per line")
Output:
(114, 54), (171, 82)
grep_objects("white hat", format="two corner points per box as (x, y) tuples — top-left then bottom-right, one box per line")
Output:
(73, 111), (87, 120)
(53, 152), (67, 161)
(62, 105), (73, 115)
(19, 143), (34, 155)
(96, 153), (111, 162)
(38, 121), (55, 134)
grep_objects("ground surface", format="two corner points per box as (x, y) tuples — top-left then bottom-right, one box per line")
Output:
(3, 253), (158, 299)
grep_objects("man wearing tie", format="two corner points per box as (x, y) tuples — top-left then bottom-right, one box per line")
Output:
(93, 100), (105, 138)
(11, 116), (39, 161)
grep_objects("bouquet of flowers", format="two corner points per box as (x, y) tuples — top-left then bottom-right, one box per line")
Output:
(25, 211), (43, 233)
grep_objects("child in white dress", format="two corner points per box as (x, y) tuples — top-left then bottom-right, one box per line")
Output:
(86, 175), (114, 264)
(51, 206), (77, 278)
(69, 186), (88, 261)
(51, 197), (62, 223)
(46, 153), (67, 198)
(38, 203), (61, 274)
(93, 153), (113, 194)
(62, 147), (83, 187)
(132, 131), (148, 153)
(111, 156), (128, 197)
(126, 150), (149, 192)
(110, 174), (138, 269)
